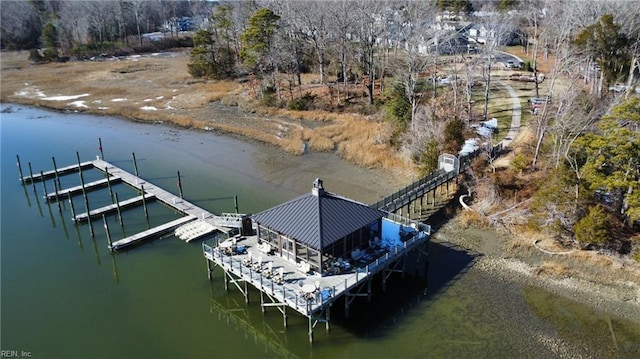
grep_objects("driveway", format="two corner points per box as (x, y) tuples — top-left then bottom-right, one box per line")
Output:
(496, 80), (521, 148)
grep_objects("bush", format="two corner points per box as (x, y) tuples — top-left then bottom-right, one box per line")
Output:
(287, 92), (315, 111)
(28, 49), (43, 63)
(573, 205), (611, 248)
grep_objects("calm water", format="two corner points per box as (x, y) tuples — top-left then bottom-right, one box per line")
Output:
(2, 104), (639, 359)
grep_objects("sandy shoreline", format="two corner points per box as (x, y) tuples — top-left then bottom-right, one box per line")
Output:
(434, 220), (640, 326)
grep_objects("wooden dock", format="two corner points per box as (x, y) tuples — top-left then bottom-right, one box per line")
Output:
(45, 177), (121, 200)
(72, 194), (156, 222)
(21, 161), (94, 183)
(22, 155), (242, 250)
(109, 215), (198, 250)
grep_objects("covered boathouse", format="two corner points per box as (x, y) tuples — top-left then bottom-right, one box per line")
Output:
(203, 179), (431, 343)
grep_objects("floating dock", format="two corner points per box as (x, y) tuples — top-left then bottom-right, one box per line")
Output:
(45, 177), (122, 200)
(72, 194), (156, 222)
(110, 215), (198, 250)
(20, 161), (94, 184)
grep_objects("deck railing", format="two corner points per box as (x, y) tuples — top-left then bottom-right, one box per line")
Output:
(203, 227), (429, 317)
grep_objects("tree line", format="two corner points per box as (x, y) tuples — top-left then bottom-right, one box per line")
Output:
(2, 0), (639, 253)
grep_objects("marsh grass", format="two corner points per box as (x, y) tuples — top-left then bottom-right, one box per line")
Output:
(2, 50), (414, 175)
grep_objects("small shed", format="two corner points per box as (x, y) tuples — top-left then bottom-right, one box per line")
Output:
(251, 179), (384, 275)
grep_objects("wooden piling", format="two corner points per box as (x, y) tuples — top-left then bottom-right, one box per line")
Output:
(114, 192), (124, 228)
(52, 157), (61, 188)
(234, 195), (239, 214)
(132, 152), (139, 177)
(77, 152), (94, 237)
(28, 162), (36, 191)
(141, 184), (149, 221)
(40, 171), (47, 198)
(105, 166), (114, 203)
(103, 214), (112, 248)
(53, 180), (62, 212)
(17, 155), (24, 183)
(177, 171), (183, 199)
(69, 197), (77, 220)
(98, 137), (104, 160)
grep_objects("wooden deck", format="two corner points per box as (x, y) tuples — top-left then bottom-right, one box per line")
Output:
(204, 218), (431, 318)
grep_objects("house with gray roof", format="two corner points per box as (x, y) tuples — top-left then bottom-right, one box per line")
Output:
(251, 179), (385, 276)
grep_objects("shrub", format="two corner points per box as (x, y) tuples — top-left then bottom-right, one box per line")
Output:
(287, 92), (315, 111)
(573, 205), (611, 248)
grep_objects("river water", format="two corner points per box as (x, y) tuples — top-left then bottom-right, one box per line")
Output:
(1, 104), (639, 358)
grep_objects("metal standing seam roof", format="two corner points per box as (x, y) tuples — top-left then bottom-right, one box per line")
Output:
(251, 189), (384, 251)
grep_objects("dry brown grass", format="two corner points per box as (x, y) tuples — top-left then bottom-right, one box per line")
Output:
(1, 50), (417, 177)
(533, 261), (575, 278)
(457, 210), (491, 228)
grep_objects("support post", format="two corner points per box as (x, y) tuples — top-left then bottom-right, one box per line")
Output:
(115, 192), (124, 229)
(103, 214), (112, 248)
(105, 167), (114, 203)
(224, 271), (229, 291)
(40, 171), (48, 199)
(308, 316), (314, 345)
(132, 152), (139, 177)
(17, 155), (24, 183)
(326, 307), (331, 332)
(77, 152), (94, 237)
(206, 259), (212, 281)
(141, 184), (149, 221)
(69, 197), (77, 221)
(53, 180), (62, 212)
(28, 162), (36, 192)
(98, 137), (104, 159)
(51, 157), (61, 188)
(234, 195), (239, 214)
(177, 171), (183, 199)
(283, 304), (288, 328)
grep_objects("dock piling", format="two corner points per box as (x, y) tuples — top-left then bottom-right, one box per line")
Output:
(40, 171), (48, 198)
(234, 195), (239, 214)
(52, 157), (61, 188)
(177, 171), (183, 199)
(132, 152), (139, 177)
(114, 192), (124, 228)
(17, 155), (24, 183)
(53, 180), (62, 212)
(77, 152), (94, 237)
(105, 166), (114, 203)
(103, 214), (113, 248)
(141, 184), (149, 221)
(69, 197), (77, 220)
(98, 138), (104, 160)
(28, 162), (36, 192)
